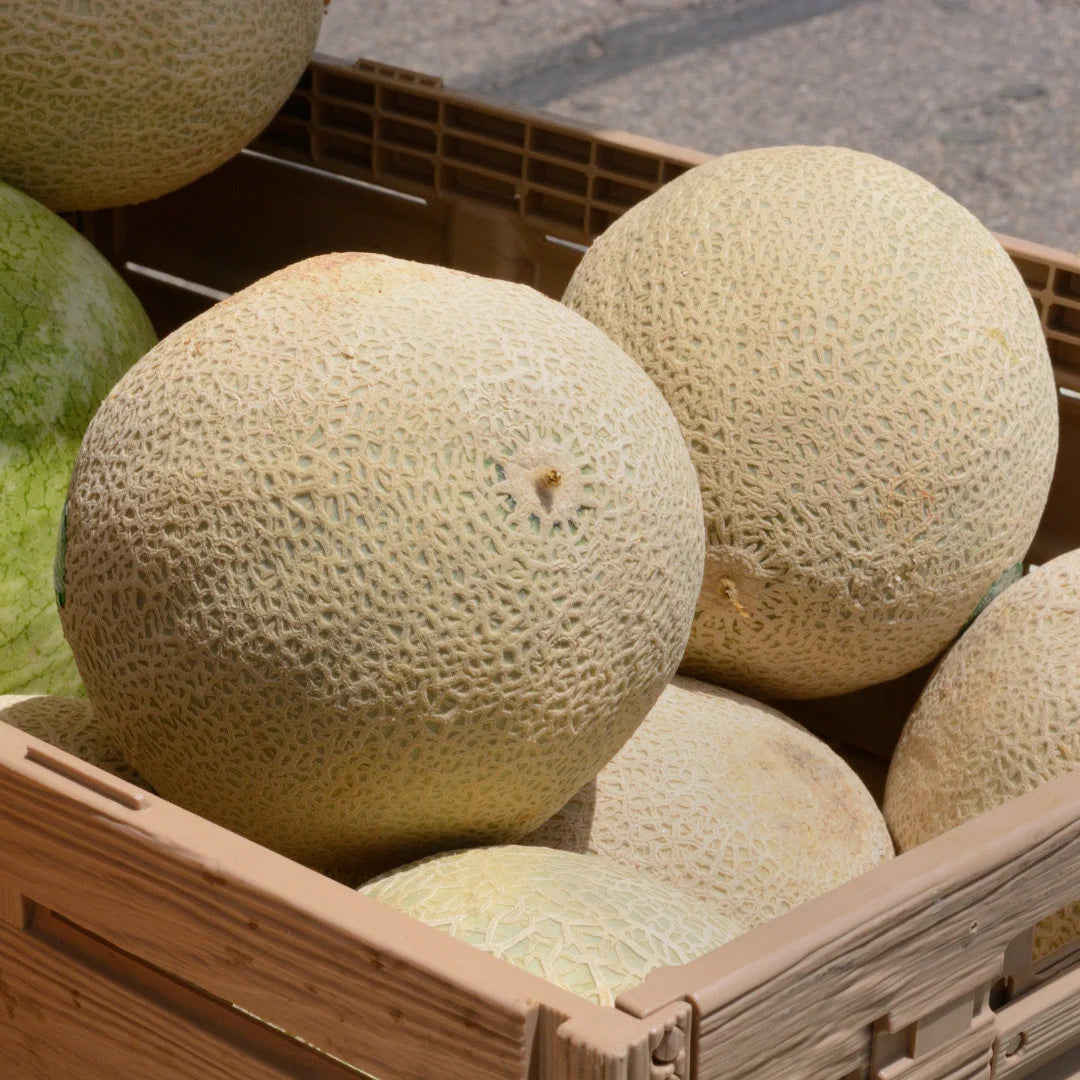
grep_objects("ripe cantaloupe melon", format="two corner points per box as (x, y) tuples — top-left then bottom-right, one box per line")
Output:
(562, 145), (1059, 701)
(0, 0), (324, 211)
(57, 252), (706, 879)
(0, 694), (150, 789)
(884, 549), (1080, 957)
(523, 675), (894, 927)
(1, 180), (156, 696)
(358, 845), (744, 1006)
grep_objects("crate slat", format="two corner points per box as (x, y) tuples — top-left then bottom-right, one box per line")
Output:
(0, 723), (663, 1080)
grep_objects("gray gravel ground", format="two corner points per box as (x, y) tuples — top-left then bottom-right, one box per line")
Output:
(318, 0), (1080, 252)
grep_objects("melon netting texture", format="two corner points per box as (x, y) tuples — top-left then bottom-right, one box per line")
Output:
(59, 253), (705, 878)
(562, 145), (1059, 700)
(0, 0), (324, 210)
(524, 674), (894, 926)
(884, 550), (1080, 959)
(359, 844), (744, 1005)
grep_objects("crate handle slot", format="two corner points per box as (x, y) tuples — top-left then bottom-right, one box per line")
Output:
(24, 745), (149, 812)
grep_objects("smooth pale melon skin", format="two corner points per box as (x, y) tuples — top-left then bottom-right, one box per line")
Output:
(58, 252), (705, 880)
(884, 550), (1080, 958)
(523, 675), (894, 927)
(0, 180), (156, 696)
(562, 145), (1059, 701)
(0, 694), (151, 789)
(359, 845), (745, 1006)
(0, 1), (324, 211)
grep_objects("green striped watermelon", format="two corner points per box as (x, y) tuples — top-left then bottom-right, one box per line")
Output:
(1, 180), (156, 695)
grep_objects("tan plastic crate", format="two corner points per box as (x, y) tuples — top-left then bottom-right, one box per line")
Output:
(3, 53), (1080, 1080)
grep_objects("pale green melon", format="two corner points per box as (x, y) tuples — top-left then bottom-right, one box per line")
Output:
(359, 845), (744, 1006)
(0, 180), (156, 696)
(57, 252), (705, 879)
(0, 0), (325, 211)
(562, 145), (1058, 701)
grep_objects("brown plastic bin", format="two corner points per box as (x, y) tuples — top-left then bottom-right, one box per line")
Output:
(3, 54), (1080, 1080)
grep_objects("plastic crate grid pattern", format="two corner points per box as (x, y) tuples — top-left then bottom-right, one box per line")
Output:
(253, 59), (1080, 398)
(1013, 254), (1080, 393)
(255, 57), (700, 243)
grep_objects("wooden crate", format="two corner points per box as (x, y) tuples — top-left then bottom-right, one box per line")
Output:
(3, 54), (1080, 1080)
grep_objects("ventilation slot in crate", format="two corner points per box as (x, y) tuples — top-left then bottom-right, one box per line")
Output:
(1053, 269), (1080, 303)
(277, 91), (312, 123)
(254, 117), (311, 158)
(527, 157), (588, 198)
(442, 136), (523, 180)
(353, 57), (441, 90)
(317, 100), (375, 141)
(587, 205), (619, 237)
(378, 86), (440, 124)
(592, 174), (653, 212)
(525, 190), (587, 232)
(1012, 253), (1052, 291)
(596, 143), (661, 185)
(440, 165), (519, 207)
(374, 146), (435, 187)
(662, 160), (695, 184)
(446, 105), (526, 148)
(314, 70), (376, 108)
(375, 116), (437, 156)
(1048, 336), (1080, 382)
(530, 127), (592, 165)
(313, 135), (375, 179)
(1048, 303), (1080, 338)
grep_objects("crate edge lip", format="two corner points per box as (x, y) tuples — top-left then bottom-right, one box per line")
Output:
(5, 714), (1080, 1011)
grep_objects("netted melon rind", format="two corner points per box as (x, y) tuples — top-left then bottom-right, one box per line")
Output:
(562, 145), (1059, 700)
(0, 1), (325, 211)
(359, 844), (744, 1006)
(523, 675), (894, 927)
(59, 252), (705, 878)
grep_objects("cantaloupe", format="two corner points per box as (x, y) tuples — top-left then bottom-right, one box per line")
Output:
(562, 145), (1059, 701)
(1, 179), (156, 697)
(0, 694), (150, 789)
(0, 0), (324, 211)
(358, 845), (744, 1006)
(523, 675), (894, 926)
(884, 549), (1080, 957)
(56, 252), (706, 879)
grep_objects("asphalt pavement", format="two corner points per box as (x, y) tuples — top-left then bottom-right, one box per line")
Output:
(318, 0), (1080, 252)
